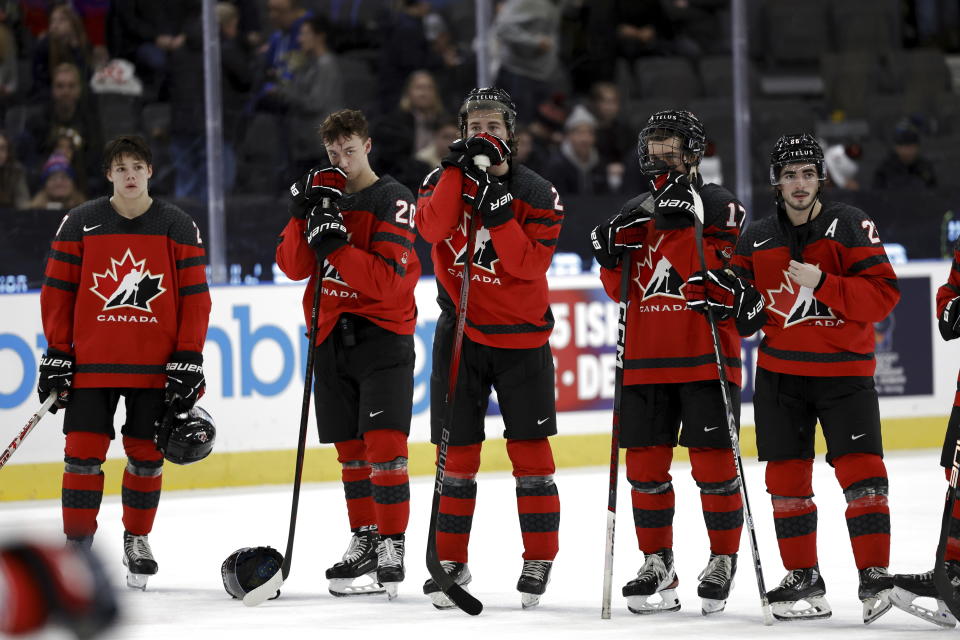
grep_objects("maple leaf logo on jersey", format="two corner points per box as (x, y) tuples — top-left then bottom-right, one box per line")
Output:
(633, 235), (685, 301)
(765, 269), (835, 327)
(90, 248), (166, 312)
(447, 215), (499, 274)
(321, 231), (353, 286)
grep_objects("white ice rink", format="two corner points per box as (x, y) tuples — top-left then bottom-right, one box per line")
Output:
(1, 450), (952, 640)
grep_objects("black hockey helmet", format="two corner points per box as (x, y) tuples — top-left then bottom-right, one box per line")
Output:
(769, 133), (827, 185)
(458, 87), (517, 138)
(155, 406), (216, 465)
(221, 547), (283, 599)
(637, 110), (706, 175)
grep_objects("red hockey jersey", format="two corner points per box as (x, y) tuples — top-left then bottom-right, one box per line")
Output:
(731, 202), (899, 377)
(40, 197), (211, 389)
(599, 183), (745, 386)
(276, 175), (420, 342)
(416, 164), (564, 349)
(936, 237), (960, 406)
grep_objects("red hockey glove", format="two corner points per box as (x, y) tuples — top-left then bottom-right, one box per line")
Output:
(289, 166), (347, 218)
(590, 207), (652, 269)
(464, 132), (510, 166)
(684, 269), (767, 336)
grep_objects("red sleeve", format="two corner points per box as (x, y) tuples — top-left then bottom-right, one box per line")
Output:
(40, 213), (82, 354)
(702, 197), (744, 270)
(937, 242), (960, 318)
(599, 264), (624, 301)
(328, 196), (420, 301)
(415, 166), (465, 243)
(275, 216), (318, 281)
(813, 215), (900, 323)
(488, 186), (564, 280)
(174, 220), (211, 353)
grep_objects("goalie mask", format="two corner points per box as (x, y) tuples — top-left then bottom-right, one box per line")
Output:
(155, 406), (216, 465)
(769, 134), (827, 185)
(221, 547), (283, 599)
(637, 110), (706, 175)
(458, 87), (517, 140)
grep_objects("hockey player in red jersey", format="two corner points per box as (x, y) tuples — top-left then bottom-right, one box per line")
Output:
(590, 110), (762, 616)
(416, 87), (563, 609)
(38, 135), (211, 590)
(730, 134), (900, 623)
(276, 109), (420, 600)
(886, 239), (960, 628)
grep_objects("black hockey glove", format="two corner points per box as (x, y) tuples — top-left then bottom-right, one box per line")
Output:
(683, 269), (767, 336)
(288, 166), (347, 218)
(37, 348), (73, 413)
(590, 207), (652, 270)
(940, 296), (960, 341)
(464, 132), (511, 166)
(165, 350), (205, 411)
(652, 172), (698, 230)
(305, 204), (349, 262)
(473, 172), (513, 228)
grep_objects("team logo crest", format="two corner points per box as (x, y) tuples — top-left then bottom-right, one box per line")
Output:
(447, 215), (499, 274)
(90, 249), (166, 312)
(765, 269), (836, 327)
(321, 231), (352, 286)
(633, 235), (685, 301)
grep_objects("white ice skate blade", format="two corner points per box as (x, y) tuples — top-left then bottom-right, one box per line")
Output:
(126, 571), (149, 590)
(701, 597), (727, 615)
(521, 592), (541, 609)
(861, 590), (892, 625)
(771, 595), (832, 621)
(627, 588), (681, 615)
(383, 582), (399, 600)
(888, 586), (957, 628)
(329, 574), (385, 597)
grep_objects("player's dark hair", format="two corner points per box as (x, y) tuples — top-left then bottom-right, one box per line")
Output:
(320, 109), (369, 144)
(102, 135), (152, 172)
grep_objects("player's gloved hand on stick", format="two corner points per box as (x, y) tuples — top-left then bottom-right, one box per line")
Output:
(590, 208), (652, 270)
(652, 172), (698, 229)
(683, 269), (767, 336)
(305, 204), (349, 262)
(288, 166), (348, 218)
(37, 348), (73, 413)
(940, 296), (960, 341)
(472, 172), (513, 228)
(165, 350), (205, 412)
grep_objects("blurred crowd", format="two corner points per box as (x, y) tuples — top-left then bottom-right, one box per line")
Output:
(0, 0), (955, 212)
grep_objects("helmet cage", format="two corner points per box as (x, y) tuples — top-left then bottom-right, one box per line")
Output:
(637, 110), (706, 175)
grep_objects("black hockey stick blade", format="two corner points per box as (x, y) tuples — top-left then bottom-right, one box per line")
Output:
(934, 439), (960, 619)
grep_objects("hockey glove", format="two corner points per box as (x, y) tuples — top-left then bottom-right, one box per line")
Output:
(37, 348), (73, 413)
(940, 296), (960, 341)
(684, 269), (767, 336)
(165, 350), (205, 411)
(652, 172), (697, 229)
(289, 166), (348, 218)
(464, 132), (511, 166)
(473, 172), (513, 228)
(590, 208), (652, 270)
(305, 204), (349, 262)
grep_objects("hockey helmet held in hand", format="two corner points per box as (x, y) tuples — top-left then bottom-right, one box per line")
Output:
(155, 405), (216, 465)
(637, 110), (706, 175)
(221, 547), (284, 599)
(769, 133), (827, 185)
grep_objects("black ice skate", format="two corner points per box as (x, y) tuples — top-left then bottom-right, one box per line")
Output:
(697, 553), (737, 616)
(325, 525), (385, 596)
(517, 560), (552, 609)
(858, 566), (893, 624)
(122, 531), (158, 590)
(766, 566), (831, 621)
(422, 561), (472, 610)
(376, 535), (405, 600)
(622, 549), (680, 614)
(889, 568), (958, 628)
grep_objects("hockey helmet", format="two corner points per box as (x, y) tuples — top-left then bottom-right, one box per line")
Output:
(221, 547), (283, 599)
(769, 134), (827, 185)
(637, 110), (706, 175)
(458, 87), (517, 138)
(156, 406), (216, 465)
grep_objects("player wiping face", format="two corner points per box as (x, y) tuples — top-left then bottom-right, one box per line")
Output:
(465, 110), (510, 177)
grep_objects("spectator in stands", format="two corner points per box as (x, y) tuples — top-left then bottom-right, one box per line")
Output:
(372, 70), (447, 180)
(255, 0), (310, 104)
(28, 153), (86, 210)
(613, 0), (698, 61)
(23, 62), (103, 195)
(72, 0), (111, 68)
(513, 125), (539, 171)
(281, 14), (343, 168)
(106, 0), (189, 100)
(588, 81), (632, 170)
(825, 142), (861, 191)
(542, 104), (610, 195)
(393, 113), (458, 193)
(32, 5), (93, 99)
(873, 124), (938, 190)
(221, 0), (263, 51)
(0, 130), (29, 209)
(494, 0), (562, 122)
(524, 94), (568, 175)
(378, 0), (444, 114)
(0, 6), (16, 116)
(664, 0), (726, 55)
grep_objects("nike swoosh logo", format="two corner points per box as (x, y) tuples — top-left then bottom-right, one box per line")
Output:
(369, 411), (383, 418)
(537, 418), (549, 425)
(753, 238), (772, 248)
(83, 224), (101, 232)
(704, 426), (719, 432)
(851, 433), (865, 440)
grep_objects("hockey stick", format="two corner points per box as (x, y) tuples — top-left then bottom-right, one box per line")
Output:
(933, 437), (960, 619)
(689, 181), (774, 625)
(244, 206), (328, 607)
(0, 392), (58, 471)
(600, 250), (632, 619)
(424, 156), (491, 617)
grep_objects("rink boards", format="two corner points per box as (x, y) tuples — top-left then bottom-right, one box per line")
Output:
(1, 261), (957, 501)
